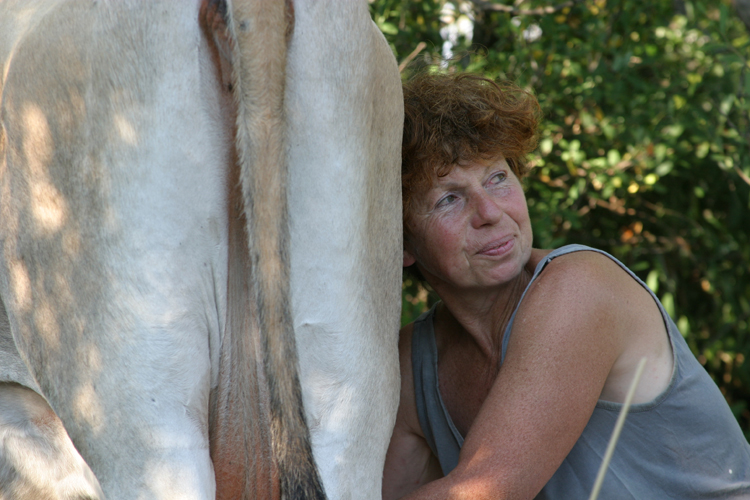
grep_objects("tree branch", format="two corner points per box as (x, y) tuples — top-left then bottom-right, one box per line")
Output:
(734, 165), (750, 186)
(399, 41), (427, 73)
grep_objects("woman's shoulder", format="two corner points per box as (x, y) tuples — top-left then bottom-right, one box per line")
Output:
(527, 246), (631, 298)
(525, 246), (618, 279)
(515, 246), (654, 346)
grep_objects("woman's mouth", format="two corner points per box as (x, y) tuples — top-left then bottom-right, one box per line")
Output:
(477, 237), (514, 256)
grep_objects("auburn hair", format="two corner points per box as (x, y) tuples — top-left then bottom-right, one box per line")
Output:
(402, 72), (542, 231)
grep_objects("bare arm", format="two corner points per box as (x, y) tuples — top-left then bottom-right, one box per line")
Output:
(399, 253), (641, 500)
(382, 418), (442, 500)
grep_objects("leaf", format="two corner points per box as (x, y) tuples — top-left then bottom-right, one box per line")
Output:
(662, 124), (685, 139)
(607, 149), (621, 166)
(721, 95), (735, 115)
(662, 292), (675, 318)
(647, 270), (660, 293)
(656, 161), (673, 176)
(379, 21), (398, 35)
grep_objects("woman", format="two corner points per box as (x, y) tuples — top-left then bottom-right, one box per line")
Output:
(382, 73), (750, 499)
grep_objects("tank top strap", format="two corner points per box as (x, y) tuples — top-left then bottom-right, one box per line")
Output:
(411, 303), (464, 475)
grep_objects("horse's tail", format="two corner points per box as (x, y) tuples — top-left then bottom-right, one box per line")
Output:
(207, 0), (326, 498)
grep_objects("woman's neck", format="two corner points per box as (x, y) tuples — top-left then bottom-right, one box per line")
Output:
(432, 264), (534, 363)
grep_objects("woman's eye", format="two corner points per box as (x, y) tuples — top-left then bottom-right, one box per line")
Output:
(436, 194), (457, 208)
(489, 172), (507, 185)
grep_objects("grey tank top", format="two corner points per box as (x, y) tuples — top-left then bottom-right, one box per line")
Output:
(412, 244), (750, 499)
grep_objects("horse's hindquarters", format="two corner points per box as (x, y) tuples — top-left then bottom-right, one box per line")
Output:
(286, 2), (404, 499)
(0, 1), (233, 497)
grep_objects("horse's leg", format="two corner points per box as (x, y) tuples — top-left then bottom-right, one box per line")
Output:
(286, 2), (403, 499)
(0, 382), (103, 500)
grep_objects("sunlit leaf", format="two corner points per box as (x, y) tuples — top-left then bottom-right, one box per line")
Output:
(647, 270), (660, 293)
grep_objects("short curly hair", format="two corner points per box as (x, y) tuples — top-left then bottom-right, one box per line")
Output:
(402, 72), (542, 231)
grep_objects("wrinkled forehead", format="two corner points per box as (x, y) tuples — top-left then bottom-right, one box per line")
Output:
(426, 155), (510, 191)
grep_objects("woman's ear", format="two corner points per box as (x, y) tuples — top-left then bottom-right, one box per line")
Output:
(403, 235), (417, 267)
(403, 248), (416, 268)
(403, 224), (417, 267)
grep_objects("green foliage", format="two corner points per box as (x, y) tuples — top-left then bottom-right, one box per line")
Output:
(371, 0), (750, 437)
(371, 0), (445, 54)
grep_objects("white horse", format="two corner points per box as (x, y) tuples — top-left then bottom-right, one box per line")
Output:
(0, 0), (403, 498)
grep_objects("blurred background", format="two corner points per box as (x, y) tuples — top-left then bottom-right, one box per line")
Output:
(369, 0), (750, 438)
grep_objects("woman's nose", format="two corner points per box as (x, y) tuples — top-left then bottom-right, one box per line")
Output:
(470, 191), (503, 228)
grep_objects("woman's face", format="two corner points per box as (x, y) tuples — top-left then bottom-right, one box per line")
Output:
(404, 157), (533, 292)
